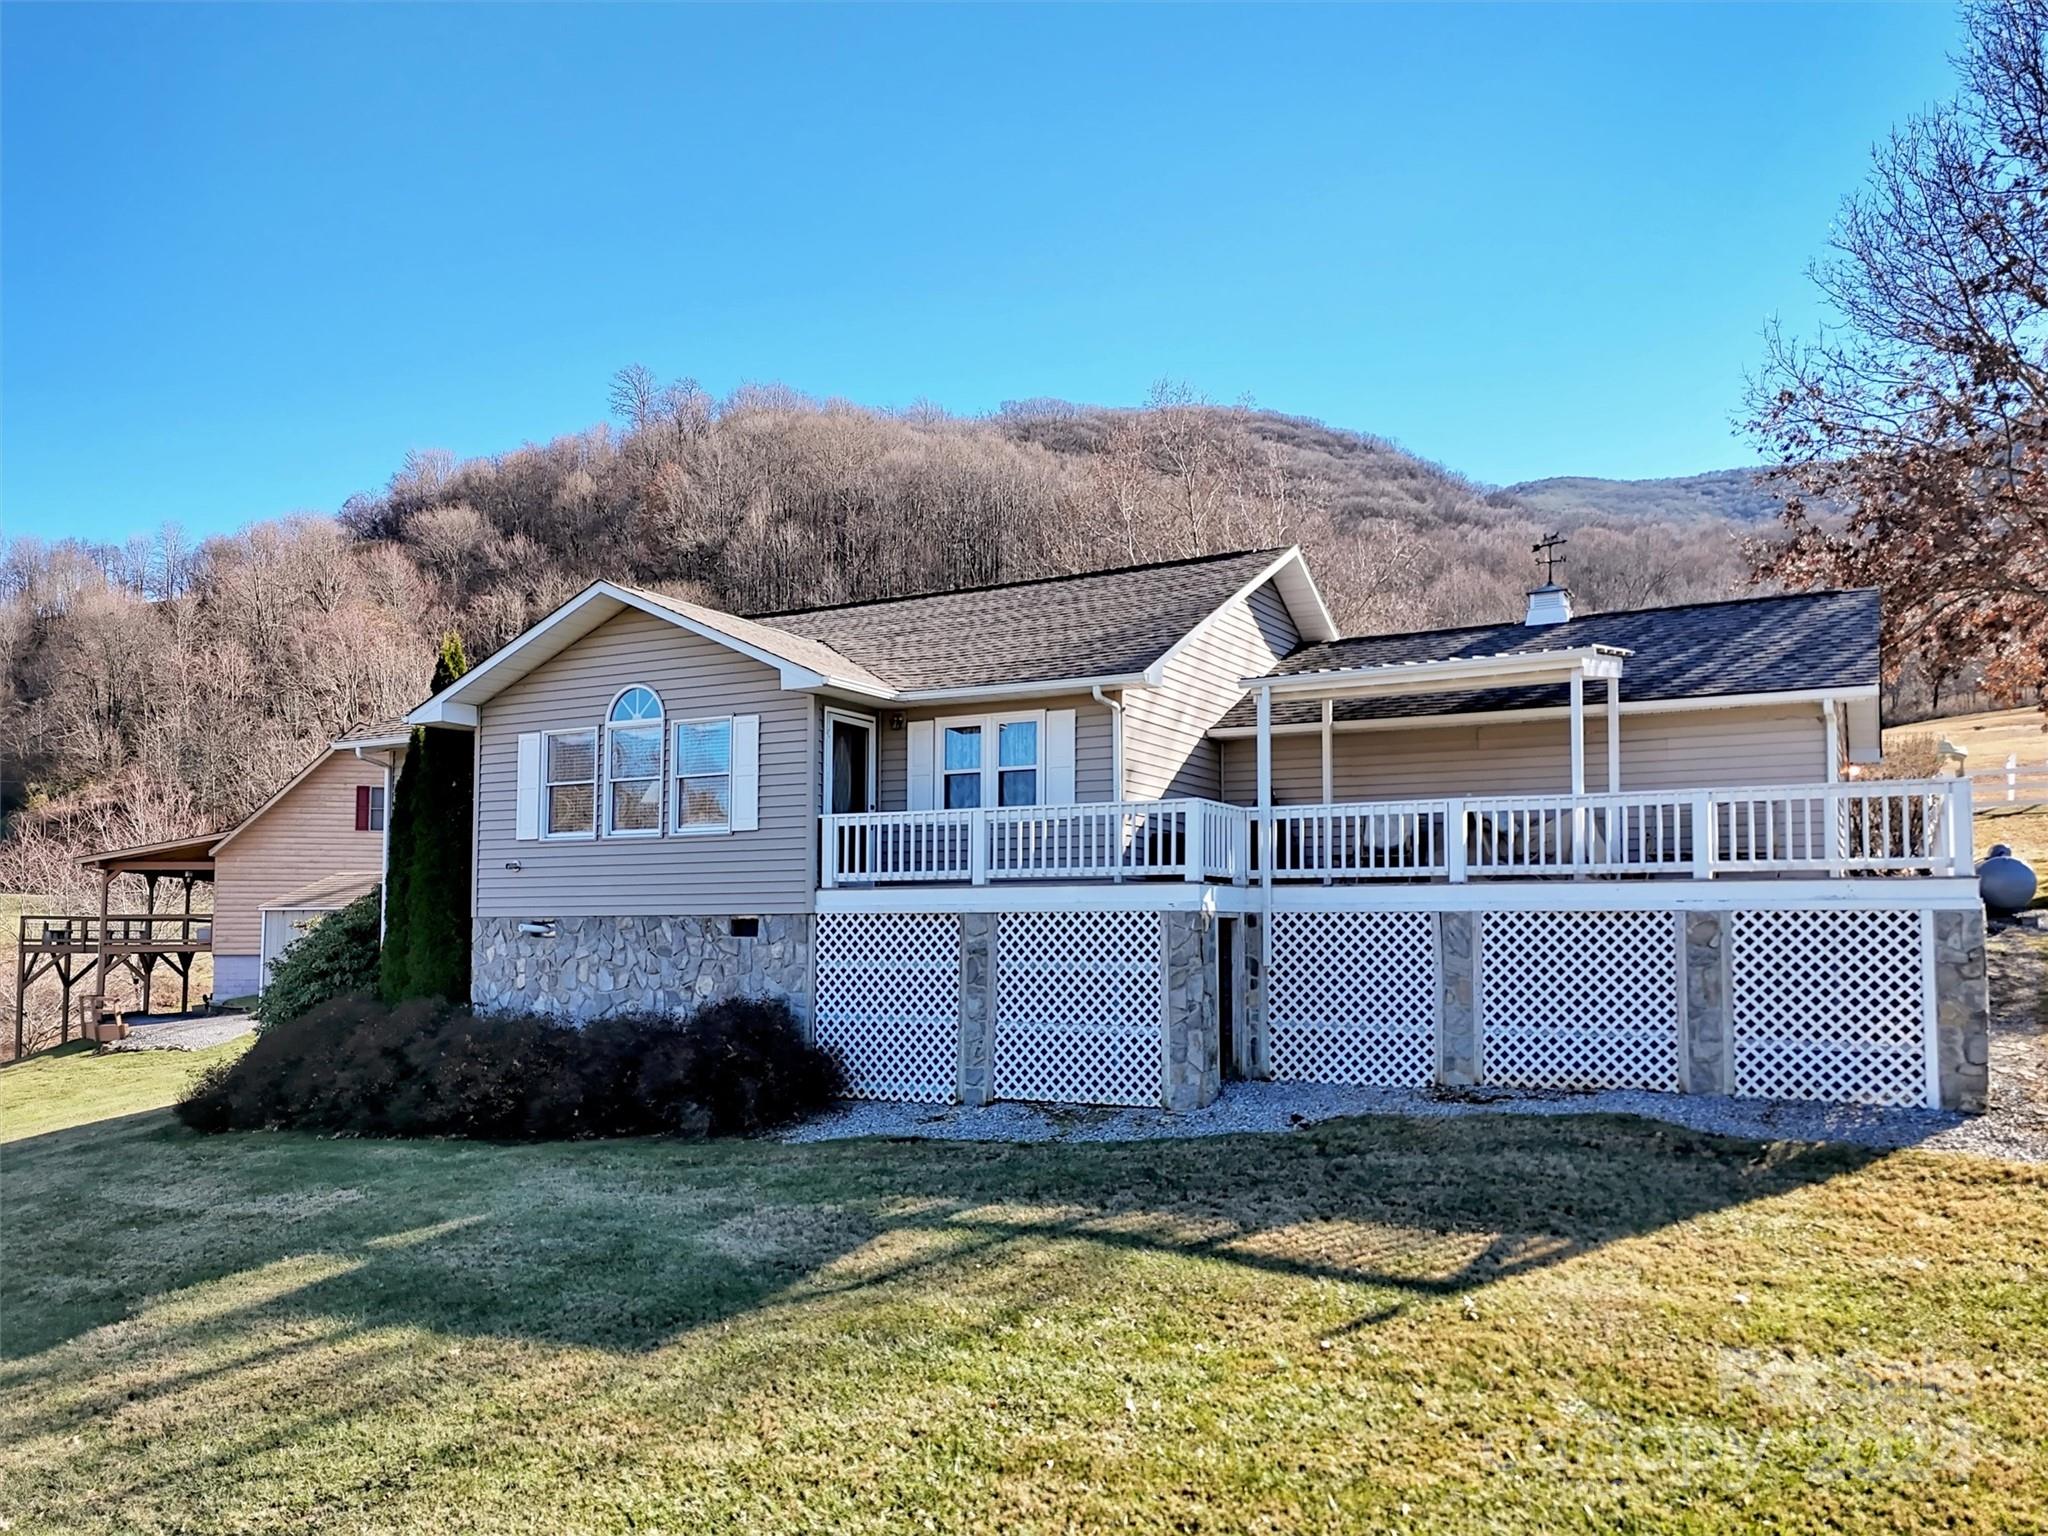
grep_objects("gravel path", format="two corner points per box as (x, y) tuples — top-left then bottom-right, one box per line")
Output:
(788, 924), (2048, 1164)
(103, 1012), (256, 1052)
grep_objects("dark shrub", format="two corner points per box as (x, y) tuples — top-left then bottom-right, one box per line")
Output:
(252, 890), (382, 1030)
(680, 995), (850, 1136)
(178, 992), (843, 1140)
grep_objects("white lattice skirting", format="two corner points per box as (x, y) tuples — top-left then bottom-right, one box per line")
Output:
(1729, 908), (1933, 1108)
(1478, 910), (1684, 1091)
(1268, 912), (1438, 1087)
(814, 913), (961, 1103)
(994, 911), (1164, 1107)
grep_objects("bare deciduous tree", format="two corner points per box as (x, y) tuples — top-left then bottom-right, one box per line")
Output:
(1747, 0), (2048, 703)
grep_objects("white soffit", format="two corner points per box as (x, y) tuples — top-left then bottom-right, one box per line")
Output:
(1240, 645), (1632, 700)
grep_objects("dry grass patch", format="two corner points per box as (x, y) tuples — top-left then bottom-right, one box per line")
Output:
(1, 1050), (2044, 1534)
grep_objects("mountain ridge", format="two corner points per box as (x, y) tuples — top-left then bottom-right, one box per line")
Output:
(1503, 467), (1796, 526)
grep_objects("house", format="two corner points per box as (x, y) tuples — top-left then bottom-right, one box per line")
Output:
(27, 724), (408, 1039)
(402, 547), (1992, 1116)
(208, 721), (409, 995)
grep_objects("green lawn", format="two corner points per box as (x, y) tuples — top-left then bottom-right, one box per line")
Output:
(1, 1051), (2044, 1535)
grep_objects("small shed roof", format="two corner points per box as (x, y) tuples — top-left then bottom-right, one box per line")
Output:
(259, 870), (381, 912)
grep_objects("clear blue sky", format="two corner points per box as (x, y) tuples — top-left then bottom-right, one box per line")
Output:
(2, 3), (1963, 547)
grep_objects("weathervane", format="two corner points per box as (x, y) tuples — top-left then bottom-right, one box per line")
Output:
(1532, 532), (1567, 585)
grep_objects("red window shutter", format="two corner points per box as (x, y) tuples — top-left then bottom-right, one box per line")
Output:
(355, 784), (372, 832)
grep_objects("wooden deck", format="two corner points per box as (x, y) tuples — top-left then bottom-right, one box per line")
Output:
(13, 912), (212, 1057)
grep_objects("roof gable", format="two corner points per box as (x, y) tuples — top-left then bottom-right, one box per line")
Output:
(208, 746), (362, 856)
(761, 547), (1334, 694)
(409, 581), (892, 724)
(408, 548), (1335, 722)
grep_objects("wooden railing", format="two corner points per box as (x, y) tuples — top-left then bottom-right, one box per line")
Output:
(18, 913), (213, 950)
(822, 779), (1972, 887)
(821, 800), (1250, 886)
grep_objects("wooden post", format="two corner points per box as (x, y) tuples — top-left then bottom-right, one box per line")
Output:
(181, 876), (195, 1011)
(12, 927), (26, 1060)
(91, 868), (113, 1030)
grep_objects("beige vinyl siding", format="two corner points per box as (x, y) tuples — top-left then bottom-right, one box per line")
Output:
(877, 694), (1115, 811)
(474, 609), (817, 917)
(1122, 581), (1299, 801)
(1220, 702), (1830, 805)
(212, 752), (388, 957)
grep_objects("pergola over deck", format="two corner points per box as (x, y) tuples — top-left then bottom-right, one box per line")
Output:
(13, 834), (218, 1053)
(1240, 644), (1636, 809)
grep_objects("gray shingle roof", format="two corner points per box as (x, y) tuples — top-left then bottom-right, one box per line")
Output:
(333, 717), (414, 745)
(1216, 588), (1879, 729)
(757, 548), (1291, 693)
(621, 586), (894, 695)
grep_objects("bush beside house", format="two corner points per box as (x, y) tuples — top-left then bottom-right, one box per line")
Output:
(178, 994), (843, 1140)
(253, 889), (382, 1030)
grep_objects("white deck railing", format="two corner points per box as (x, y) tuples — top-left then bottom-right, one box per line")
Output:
(820, 799), (1251, 887)
(820, 779), (1972, 887)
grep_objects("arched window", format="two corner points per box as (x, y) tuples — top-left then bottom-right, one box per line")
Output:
(605, 685), (664, 835)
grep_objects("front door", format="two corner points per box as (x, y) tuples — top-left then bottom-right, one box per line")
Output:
(826, 713), (875, 815)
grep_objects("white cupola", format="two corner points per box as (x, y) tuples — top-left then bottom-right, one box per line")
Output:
(1524, 533), (1573, 625)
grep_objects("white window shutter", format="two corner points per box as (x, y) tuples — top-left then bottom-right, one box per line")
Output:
(514, 732), (542, 841)
(906, 720), (936, 810)
(731, 714), (761, 832)
(1045, 709), (1077, 803)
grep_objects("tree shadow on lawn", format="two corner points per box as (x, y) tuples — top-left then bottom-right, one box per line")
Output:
(1, 1103), (1887, 1374)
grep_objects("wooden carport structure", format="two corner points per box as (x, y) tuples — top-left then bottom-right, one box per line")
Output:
(12, 833), (218, 1056)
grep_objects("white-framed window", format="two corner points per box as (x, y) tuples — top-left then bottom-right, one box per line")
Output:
(542, 727), (598, 838)
(994, 717), (1040, 806)
(673, 716), (733, 832)
(942, 722), (984, 808)
(935, 710), (1043, 809)
(604, 686), (665, 836)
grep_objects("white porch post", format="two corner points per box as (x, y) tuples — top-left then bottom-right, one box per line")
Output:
(1822, 698), (1844, 874)
(1568, 669), (1587, 866)
(1568, 670), (1586, 795)
(1256, 684), (1273, 890)
(1605, 675), (1620, 792)
(1320, 698), (1333, 805)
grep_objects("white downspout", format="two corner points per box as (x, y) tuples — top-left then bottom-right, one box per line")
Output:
(1091, 685), (1125, 802)
(357, 745), (397, 943)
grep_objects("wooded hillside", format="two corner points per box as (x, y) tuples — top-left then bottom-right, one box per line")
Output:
(1, 375), (1762, 906)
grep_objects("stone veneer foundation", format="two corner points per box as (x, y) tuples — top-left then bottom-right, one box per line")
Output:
(1933, 906), (1991, 1114)
(477, 898), (1990, 1116)
(472, 915), (814, 1026)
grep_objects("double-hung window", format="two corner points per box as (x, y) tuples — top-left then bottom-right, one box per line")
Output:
(942, 724), (983, 808)
(605, 687), (665, 835)
(543, 727), (598, 837)
(937, 712), (1042, 808)
(994, 718), (1039, 806)
(674, 717), (733, 832)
